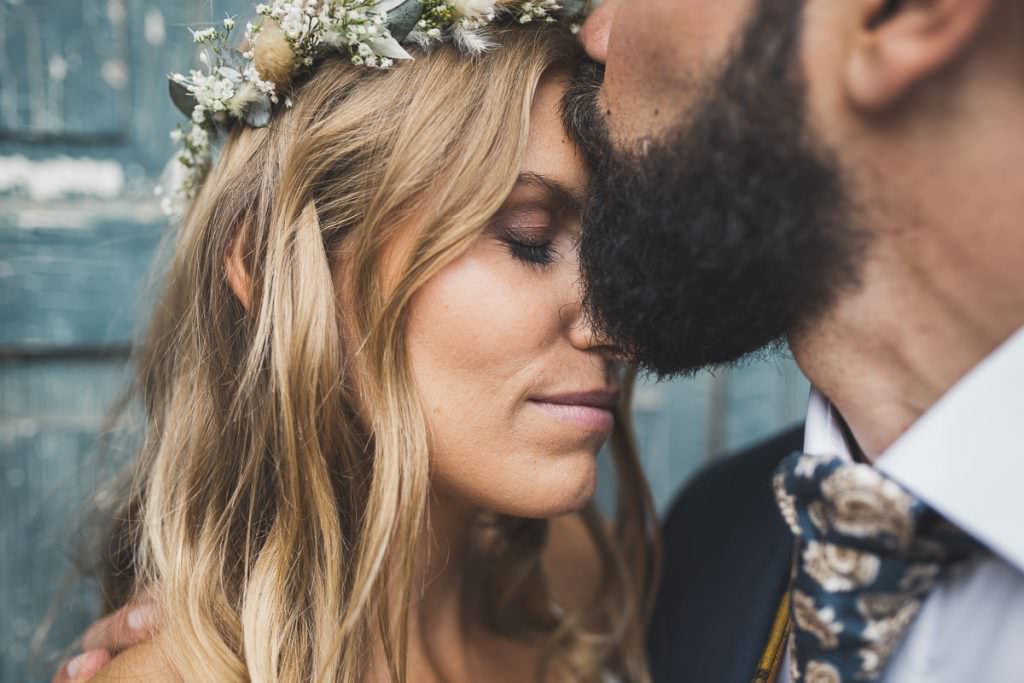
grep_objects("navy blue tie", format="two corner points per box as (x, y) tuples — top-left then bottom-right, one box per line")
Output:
(773, 452), (978, 682)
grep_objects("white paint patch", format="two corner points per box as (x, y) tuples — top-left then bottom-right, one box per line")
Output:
(101, 59), (129, 89)
(48, 54), (68, 81)
(144, 7), (166, 46)
(107, 0), (126, 25)
(0, 155), (124, 202)
(15, 208), (93, 230)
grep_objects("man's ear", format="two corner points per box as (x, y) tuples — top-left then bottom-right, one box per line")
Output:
(844, 0), (996, 111)
(225, 225), (252, 311)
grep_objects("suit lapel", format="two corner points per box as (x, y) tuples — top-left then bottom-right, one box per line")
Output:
(648, 429), (801, 683)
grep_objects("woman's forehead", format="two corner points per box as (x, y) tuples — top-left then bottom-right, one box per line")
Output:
(522, 73), (588, 198)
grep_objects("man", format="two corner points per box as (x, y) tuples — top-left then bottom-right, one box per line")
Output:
(56, 1), (1024, 681)
(563, 0), (1024, 681)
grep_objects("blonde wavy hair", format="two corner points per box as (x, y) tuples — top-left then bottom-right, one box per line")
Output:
(95, 22), (658, 683)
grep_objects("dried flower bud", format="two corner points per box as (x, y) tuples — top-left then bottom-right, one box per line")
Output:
(253, 20), (296, 86)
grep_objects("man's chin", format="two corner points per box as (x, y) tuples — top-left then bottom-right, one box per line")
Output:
(579, 134), (802, 377)
(572, 0), (865, 378)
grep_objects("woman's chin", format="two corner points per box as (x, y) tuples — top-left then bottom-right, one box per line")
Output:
(488, 456), (599, 519)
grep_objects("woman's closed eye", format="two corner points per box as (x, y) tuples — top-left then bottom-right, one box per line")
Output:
(495, 208), (558, 267)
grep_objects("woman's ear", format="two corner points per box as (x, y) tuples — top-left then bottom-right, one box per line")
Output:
(225, 224), (252, 311)
(844, 0), (996, 111)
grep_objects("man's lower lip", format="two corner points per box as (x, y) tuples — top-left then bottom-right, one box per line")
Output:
(529, 400), (615, 432)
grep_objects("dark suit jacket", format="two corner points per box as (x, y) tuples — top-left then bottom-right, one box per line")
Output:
(648, 427), (802, 683)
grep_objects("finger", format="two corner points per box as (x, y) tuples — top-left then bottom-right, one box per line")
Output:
(81, 601), (158, 653)
(53, 650), (111, 682)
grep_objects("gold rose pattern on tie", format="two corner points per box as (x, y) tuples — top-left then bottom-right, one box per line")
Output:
(772, 452), (980, 682)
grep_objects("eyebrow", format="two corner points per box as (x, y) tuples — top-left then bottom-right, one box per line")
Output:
(514, 172), (585, 215)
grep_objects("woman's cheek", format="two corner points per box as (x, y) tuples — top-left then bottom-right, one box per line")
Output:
(408, 247), (543, 428)
(405, 247), (561, 491)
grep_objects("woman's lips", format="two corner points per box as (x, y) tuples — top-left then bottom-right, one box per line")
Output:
(528, 390), (618, 433)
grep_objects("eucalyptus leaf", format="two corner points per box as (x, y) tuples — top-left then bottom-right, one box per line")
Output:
(218, 66), (243, 81)
(560, 0), (586, 16)
(221, 49), (249, 73)
(375, 0), (409, 13)
(386, 0), (424, 43)
(212, 112), (233, 138)
(242, 95), (273, 128)
(168, 78), (198, 119)
(369, 36), (413, 60)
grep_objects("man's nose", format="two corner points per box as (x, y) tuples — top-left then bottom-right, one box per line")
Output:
(578, 0), (620, 65)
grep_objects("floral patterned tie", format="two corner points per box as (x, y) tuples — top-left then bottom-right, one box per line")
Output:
(772, 452), (979, 682)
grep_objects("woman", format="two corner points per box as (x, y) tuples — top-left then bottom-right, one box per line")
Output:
(58, 2), (658, 681)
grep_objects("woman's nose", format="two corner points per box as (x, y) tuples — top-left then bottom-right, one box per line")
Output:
(566, 300), (620, 356)
(578, 0), (620, 65)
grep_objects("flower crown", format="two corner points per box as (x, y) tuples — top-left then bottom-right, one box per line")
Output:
(157, 0), (588, 216)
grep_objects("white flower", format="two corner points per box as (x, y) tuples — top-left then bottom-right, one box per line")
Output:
(190, 73), (235, 111)
(223, 17), (235, 30)
(191, 106), (206, 124)
(191, 27), (218, 43)
(188, 125), (209, 149)
(278, 5), (308, 37)
(517, 0), (560, 23)
(169, 128), (184, 142)
(451, 0), (497, 20)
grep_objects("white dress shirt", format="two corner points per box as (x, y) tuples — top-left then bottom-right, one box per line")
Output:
(779, 326), (1024, 683)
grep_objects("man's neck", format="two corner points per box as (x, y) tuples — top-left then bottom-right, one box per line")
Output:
(792, 242), (1022, 461)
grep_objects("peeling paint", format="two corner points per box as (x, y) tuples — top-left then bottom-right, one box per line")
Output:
(0, 155), (124, 202)
(101, 59), (128, 90)
(48, 54), (68, 81)
(144, 7), (166, 46)
(14, 209), (93, 230)
(107, 0), (126, 26)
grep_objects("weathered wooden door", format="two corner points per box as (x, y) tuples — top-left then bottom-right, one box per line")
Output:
(0, 2), (255, 679)
(0, 2), (808, 680)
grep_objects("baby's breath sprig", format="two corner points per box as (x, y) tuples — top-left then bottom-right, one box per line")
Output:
(517, 0), (561, 24)
(165, 16), (279, 213)
(415, 0), (456, 39)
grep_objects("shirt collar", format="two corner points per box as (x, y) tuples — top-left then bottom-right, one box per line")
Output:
(803, 388), (852, 461)
(806, 326), (1024, 572)
(875, 326), (1024, 571)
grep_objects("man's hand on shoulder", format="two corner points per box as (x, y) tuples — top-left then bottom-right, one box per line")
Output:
(52, 599), (158, 682)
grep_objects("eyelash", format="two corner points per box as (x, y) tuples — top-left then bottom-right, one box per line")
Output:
(503, 236), (556, 266)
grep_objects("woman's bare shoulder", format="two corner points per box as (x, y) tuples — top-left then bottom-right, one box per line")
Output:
(89, 642), (181, 683)
(543, 512), (604, 612)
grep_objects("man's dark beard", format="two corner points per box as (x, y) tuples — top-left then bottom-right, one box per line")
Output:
(564, 1), (866, 377)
